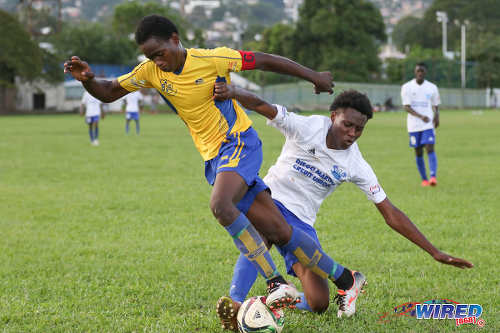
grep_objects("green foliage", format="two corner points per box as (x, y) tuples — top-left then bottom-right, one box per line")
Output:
(49, 22), (137, 65)
(0, 10), (43, 86)
(469, 32), (500, 87)
(40, 49), (65, 84)
(0, 111), (499, 331)
(212, 0), (286, 28)
(250, 0), (386, 83)
(112, 1), (184, 39)
(392, 16), (422, 52)
(296, 0), (386, 81)
(385, 46), (478, 88)
(421, 0), (500, 50)
(390, 0), (500, 87)
(79, 0), (123, 21)
(241, 24), (266, 46)
(112, 1), (204, 48)
(242, 24), (297, 85)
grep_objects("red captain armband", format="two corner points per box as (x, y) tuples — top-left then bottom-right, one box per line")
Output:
(239, 50), (256, 70)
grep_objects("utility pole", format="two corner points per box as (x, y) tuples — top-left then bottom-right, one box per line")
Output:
(461, 23), (466, 89)
(436, 11), (448, 57)
(57, 0), (62, 33)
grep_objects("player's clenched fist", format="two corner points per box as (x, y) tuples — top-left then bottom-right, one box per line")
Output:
(213, 81), (236, 101)
(64, 56), (95, 82)
(313, 71), (334, 95)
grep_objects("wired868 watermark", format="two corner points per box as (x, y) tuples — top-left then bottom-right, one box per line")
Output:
(378, 299), (485, 328)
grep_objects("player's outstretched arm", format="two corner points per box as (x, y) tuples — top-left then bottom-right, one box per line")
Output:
(375, 198), (473, 269)
(253, 52), (334, 94)
(64, 56), (129, 103)
(214, 82), (277, 120)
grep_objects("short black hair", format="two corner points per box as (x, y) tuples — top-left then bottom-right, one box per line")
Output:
(329, 90), (373, 119)
(135, 15), (178, 45)
(416, 62), (427, 69)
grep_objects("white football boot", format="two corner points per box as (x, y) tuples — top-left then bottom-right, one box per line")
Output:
(335, 271), (367, 318)
(265, 281), (301, 310)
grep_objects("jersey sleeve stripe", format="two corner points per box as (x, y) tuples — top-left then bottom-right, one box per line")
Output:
(190, 55), (241, 60)
(117, 61), (151, 83)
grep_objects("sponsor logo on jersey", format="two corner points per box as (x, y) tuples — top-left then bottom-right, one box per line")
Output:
(293, 158), (334, 188)
(131, 78), (147, 88)
(369, 184), (380, 195)
(195, 78), (204, 84)
(308, 148), (315, 155)
(331, 165), (347, 181)
(228, 61), (238, 71)
(160, 79), (177, 96)
(411, 101), (429, 108)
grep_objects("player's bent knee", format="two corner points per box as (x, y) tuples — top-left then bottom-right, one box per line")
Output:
(209, 197), (237, 225)
(264, 222), (292, 246)
(309, 297), (329, 314)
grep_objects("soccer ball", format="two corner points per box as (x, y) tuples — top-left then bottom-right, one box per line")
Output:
(237, 296), (285, 333)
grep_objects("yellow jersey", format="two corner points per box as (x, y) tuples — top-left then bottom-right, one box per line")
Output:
(118, 47), (253, 161)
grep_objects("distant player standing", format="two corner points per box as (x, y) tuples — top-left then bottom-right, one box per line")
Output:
(213, 84), (472, 330)
(80, 91), (104, 146)
(122, 90), (144, 134)
(63, 14), (355, 314)
(401, 63), (440, 186)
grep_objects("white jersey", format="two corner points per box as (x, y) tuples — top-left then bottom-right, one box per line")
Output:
(263, 105), (387, 227)
(124, 91), (143, 113)
(81, 91), (102, 117)
(401, 79), (440, 132)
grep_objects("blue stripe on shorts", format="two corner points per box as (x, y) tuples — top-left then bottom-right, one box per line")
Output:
(204, 127), (262, 186)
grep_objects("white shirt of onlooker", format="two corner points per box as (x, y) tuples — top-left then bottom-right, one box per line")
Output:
(124, 91), (143, 113)
(263, 105), (387, 227)
(81, 91), (102, 117)
(401, 79), (440, 132)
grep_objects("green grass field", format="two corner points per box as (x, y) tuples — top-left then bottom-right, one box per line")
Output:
(1, 110), (499, 332)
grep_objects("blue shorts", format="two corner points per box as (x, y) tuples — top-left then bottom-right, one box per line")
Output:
(85, 115), (99, 124)
(274, 200), (322, 277)
(205, 127), (268, 211)
(409, 128), (435, 148)
(126, 112), (139, 120)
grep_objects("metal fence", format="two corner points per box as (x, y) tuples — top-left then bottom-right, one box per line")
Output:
(260, 81), (488, 110)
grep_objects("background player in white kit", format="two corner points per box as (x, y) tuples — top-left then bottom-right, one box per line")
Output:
(401, 63), (441, 187)
(122, 90), (144, 135)
(213, 85), (472, 330)
(80, 91), (104, 146)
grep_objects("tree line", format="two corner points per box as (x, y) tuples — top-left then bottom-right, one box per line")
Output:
(1, 0), (499, 92)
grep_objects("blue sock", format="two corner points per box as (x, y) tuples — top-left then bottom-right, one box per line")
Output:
(416, 155), (427, 180)
(296, 292), (313, 312)
(279, 227), (344, 282)
(224, 213), (279, 281)
(229, 254), (258, 303)
(428, 151), (437, 177)
(94, 126), (99, 140)
(136, 120), (140, 134)
(126, 122), (129, 134)
(88, 128), (94, 142)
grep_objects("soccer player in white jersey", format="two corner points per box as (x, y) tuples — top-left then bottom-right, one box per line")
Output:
(213, 84), (473, 330)
(80, 91), (104, 146)
(122, 90), (144, 135)
(401, 63), (441, 187)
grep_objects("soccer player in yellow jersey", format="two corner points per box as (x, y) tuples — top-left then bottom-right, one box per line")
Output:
(64, 14), (343, 319)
